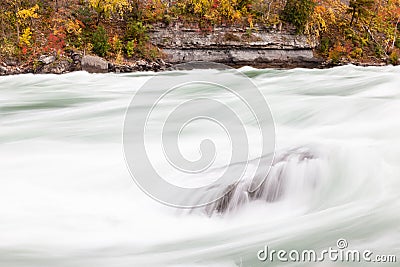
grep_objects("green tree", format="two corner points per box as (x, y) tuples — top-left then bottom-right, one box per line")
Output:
(125, 21), (148, 44)
(281, 0), (315, 33)
(92, 26), (109, 57)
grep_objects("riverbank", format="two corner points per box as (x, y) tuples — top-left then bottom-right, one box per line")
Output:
(0, 24), (393, 76)
(0, 23), (394, 76)
(0, 53), (392, 76)
(0, 52), (172, 76)
(1, 1), (399, 76)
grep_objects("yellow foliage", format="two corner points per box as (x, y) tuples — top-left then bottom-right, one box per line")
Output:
(17, 4), (39, 22)
(350, 47), (363, 59)
(89, 0), (131, 18)
(0, 38), (17, 56)
(307, 1), (343, 37)
(248, 16), (254, 28)
(326, 7), (336, 24)
(192, 0), (212, 17)
(19, 27), (32, 46)
(308, 6), (327, 37)
(111, 34), (122, 52)
(86, 43), (94, 53)
(218, 0), (237, 20)
(233, 11), (242, 21)
(66, 19), (82, 35)
(115, 49), (124, 64)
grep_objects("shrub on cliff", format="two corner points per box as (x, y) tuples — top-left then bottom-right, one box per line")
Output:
(389, 50), (399, 65)
(124, 21), (149, 57)
(281, 0), (315, 33)
(92, 26), (109, 57)
(125, 21), (149, 44)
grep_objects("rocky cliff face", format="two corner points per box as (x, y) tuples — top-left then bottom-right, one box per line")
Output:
(149, 25), (321, 68)
(0, 26), (322, 76)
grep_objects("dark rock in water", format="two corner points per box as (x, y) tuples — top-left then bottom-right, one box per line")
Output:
(81, 55), (108, 73)
(213, 185), (237, 214)
(203, 147), (320, 216)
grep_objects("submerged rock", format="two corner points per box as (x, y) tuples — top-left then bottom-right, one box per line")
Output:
(202, 147), (320, 216)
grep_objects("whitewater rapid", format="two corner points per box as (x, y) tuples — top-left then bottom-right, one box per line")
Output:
(1, 65), (400, 266)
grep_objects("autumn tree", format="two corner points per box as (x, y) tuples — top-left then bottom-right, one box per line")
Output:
(16, 4), (39, 47)
(88, 0), (132, 24)
(348, 0), (374, 26)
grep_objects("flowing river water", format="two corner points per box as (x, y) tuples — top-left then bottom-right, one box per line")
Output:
(1, 65), (400, 266)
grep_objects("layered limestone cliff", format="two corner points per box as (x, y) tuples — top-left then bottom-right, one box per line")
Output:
(149, 25), (321, 68)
